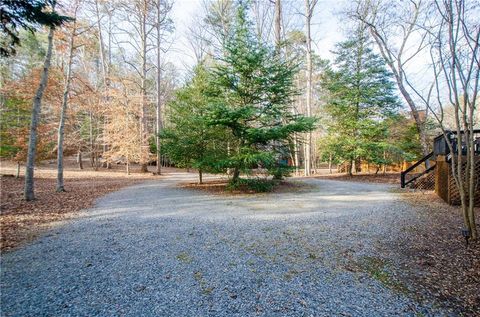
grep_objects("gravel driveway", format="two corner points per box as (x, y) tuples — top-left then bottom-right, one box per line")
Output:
(1, 173), (451, 316)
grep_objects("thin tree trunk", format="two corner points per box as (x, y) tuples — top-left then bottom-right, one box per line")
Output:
(294, 133), (299, 175)
(227, 141), (231, 175)
(16, 162), (20, 178)
(94, 0), (111, 170)
(57, 5), (79, 192)
(328, 154), (332, 174)
(89, 111), (95, 168)
(382, 151), (387, 175)
(232, 168), (240, 183)
(78, 151), (83, 169)
(95, 0), (108, 89)
(468, 126), (477, 240)
(303, 0), (317, 176)
(274, 0), (281, 51)
(24, 25), (55, 201)
(139, 3), (149, 174)
(94, 152), (99, 171)
(155, 0), (163, 175)
(199, 169), (203, 184)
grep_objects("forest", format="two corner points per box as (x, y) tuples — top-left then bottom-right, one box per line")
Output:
(1, 0), (480, 316)
(1, 0), (479, 233)
(0, 0), (449, 185)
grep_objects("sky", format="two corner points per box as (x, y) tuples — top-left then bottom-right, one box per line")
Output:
(162, 0), (443, 112)
(166, 0), (348, 77)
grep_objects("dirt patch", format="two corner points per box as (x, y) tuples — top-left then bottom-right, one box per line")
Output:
(313, 172), (400, 184)
(391, 191), (480, 315)
(0, 175), (151, 252)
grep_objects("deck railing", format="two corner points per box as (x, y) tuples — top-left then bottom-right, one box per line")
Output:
(400, 152), (435, 188)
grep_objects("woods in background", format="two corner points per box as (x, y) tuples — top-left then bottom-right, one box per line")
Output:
(0, 0), (478, 229)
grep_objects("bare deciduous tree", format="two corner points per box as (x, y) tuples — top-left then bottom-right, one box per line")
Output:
(426, 0), (479, 240)
(57, 0), (81, 192)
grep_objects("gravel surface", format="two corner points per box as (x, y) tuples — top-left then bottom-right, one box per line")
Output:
(1, 172), (453, 316)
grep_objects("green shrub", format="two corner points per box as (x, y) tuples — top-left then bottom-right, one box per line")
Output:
(227, 178), (276, 193)
(268, 165), (294, 180)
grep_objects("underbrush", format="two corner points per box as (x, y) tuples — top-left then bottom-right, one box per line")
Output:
(227, 178), (277, 193)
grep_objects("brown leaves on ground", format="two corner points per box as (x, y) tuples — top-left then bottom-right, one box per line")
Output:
(394, 191), (480, 316)
(0, 175), (146, 252)
(314, 172), (400, 184)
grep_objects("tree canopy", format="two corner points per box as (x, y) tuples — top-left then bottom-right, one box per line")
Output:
(320, 26), (402, 175)
(0, 0), (71, 57)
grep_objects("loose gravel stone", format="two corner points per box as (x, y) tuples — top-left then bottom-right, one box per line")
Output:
(1, 173), (452, 316)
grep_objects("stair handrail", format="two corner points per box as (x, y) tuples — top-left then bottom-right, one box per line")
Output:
(401, 151), (434, 188)
(403, 164), (436, 188)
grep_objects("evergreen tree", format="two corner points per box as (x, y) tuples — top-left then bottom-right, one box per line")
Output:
(161, 65), (229, 184)
(320, 25), (400, 175)
(0, 0), (71, 57)
(207, 4), (315, 183)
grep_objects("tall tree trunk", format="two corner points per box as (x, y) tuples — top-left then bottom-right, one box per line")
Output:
(94, 0), (111, 168)
(16, 162), (20, 178)
(139, 4), (149, 174)
(95, 0), (108, 89)
(199, 169), (203, 184)
(274, 0), (281, 51)
(303, 0), (316, 176)
(24, 25), (55, 201)
(57, 4), (79, 192)
(155, 0), (163, 175)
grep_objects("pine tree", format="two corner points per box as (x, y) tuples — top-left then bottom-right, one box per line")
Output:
(320, 25), (400, 175)
(1, 0), (71, 57)
(161, 65), (229, 184)
(207, 4), (315, 183)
